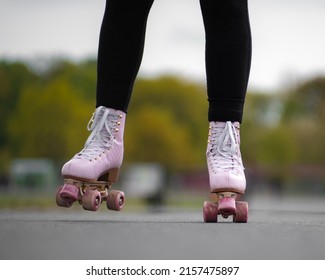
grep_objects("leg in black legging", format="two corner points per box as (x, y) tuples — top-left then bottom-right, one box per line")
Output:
(200, 0), (252, 123)
(96, 0), (154, 112)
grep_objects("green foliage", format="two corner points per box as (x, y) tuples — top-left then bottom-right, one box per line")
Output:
(280, 77), (325, 164)
(125, 104), (202, 171)
(8, 80), (93, 162)
(127, 76), (208, 170)
(0, 61), (38, 147)
(282, 77), (325, 121)
(42, 59), (97, 102)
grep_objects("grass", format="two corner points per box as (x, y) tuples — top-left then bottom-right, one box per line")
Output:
(0, 193), (55, 210)
(0, 190), (207, 211)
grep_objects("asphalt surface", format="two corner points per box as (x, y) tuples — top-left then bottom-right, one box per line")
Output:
(1, 195), (325, 260)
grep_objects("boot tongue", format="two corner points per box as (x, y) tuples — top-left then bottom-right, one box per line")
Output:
(211, 121), (240, 149)
(210, 121), (236, 155)
(208, 121), (243, 173)
(87, 106), (106, 131)
(76, 107), (115, 160)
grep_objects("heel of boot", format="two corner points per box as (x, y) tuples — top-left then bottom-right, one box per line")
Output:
(107, 168), (119, 183)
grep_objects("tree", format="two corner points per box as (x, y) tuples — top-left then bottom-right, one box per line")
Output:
(281, 76), (325, 164)
(282, 76), (325, 121)
(0, 61), (37, 148)
(8, 79), (94, 162)
(0, 60), (39, 172)
(125, 76), (209, 170)
(125, 105), (201, 171)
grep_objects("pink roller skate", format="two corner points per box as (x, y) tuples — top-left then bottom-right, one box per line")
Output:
(203, 121), (248, 223)
(55, 106), (126, 211)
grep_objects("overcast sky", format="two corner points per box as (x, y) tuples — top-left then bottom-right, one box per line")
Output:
(1, 0), (325, 91)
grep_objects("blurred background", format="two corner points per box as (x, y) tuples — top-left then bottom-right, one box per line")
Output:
(0, 0), (324, 209)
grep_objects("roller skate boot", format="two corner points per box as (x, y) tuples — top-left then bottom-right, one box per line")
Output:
(203, 121), (248, 223)
(56, 106), (126, 211)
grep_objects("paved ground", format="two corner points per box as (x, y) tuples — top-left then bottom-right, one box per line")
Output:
(1, 195), (325, 260)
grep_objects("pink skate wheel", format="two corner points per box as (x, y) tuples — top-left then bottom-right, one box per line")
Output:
(81, 189), (101, 211)
(59, 183), (79, 202)
(203, 201), (218, 223)
(233, 201), (248, 223)
(56, 186), (73, 208)
(106, 190), (125, 211)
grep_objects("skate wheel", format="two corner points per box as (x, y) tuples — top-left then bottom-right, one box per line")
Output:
(56, 186), (73, 208)
(233, 201), (248, 223)
(203, 201), (218, 223)
(82, 189), (101, 211)
(106, 190), (125, 211)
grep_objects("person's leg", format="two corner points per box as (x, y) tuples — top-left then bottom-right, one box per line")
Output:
(61, 0), (154, 187)
(200, 0), (251, 123)
(96, 0), (154, 112)
(200, 0), (251, 199)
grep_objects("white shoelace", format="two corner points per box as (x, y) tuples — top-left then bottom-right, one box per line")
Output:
(208, 121), (243, 173)
(77, 106), (118, 160)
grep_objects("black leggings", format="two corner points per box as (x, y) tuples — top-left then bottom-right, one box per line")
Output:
(96, 0), (251, 122)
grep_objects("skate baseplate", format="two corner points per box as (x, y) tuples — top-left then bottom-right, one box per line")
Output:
(203, 192), (248, 223)
(56, 179), (125, 211)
